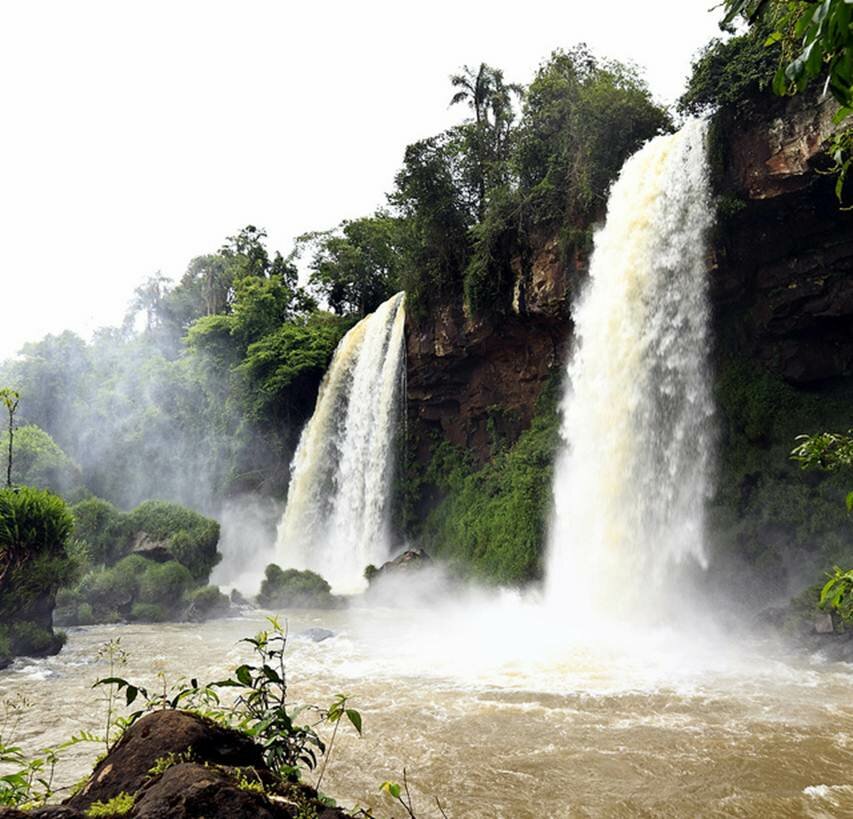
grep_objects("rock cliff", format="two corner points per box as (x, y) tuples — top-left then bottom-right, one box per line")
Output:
(712, 91), (853, 383)
(406, 89), (852, 465)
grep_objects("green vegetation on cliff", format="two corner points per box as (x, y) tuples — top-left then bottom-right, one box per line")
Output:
(710, 356), (853, 603)
(408, 384), (560, 584)
(293, 47), (670, 321)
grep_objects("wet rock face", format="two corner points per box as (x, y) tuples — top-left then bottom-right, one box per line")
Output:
(723, 92), (841, 200)
(406, 297), (568, 466)
(369, 548), (432, 581)
(713, 92), (853, 384)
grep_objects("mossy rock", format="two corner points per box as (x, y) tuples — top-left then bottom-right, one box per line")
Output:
(256, 565), (336, 609)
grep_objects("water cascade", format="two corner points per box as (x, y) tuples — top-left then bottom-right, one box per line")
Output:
(547, 120), (715, 619)
(275, 292), (406, 592)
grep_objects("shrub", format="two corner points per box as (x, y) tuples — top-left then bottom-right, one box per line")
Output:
(125, 501), (221, 582)
(0, 625), (11, 665)
(129, 602), (169, 623)
(678, 24), (779, 116)
(72, 497), (130, 565)
(185, 584), (230, 621)
(0, 487), (73, 660)
(136, 561), (193, 606)
(9, 621), (65, 656)
(77, 555), (148, 615)
(75, 602), (96, 625)
(0, 486), (74, 558)
(257, 565), (334, 609)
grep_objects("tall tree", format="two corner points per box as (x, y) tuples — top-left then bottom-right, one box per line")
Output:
(0, 388), (20, 488)
(450, 63), (522, 217)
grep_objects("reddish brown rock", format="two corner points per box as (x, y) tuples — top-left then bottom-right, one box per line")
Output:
(65, 710), (264, 812)
(406, 299), (569, 467)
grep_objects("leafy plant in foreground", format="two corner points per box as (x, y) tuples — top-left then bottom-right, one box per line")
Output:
(93, 617), (362, 784)
(0, 694), (97, 807)
(213, 616), (362, 781)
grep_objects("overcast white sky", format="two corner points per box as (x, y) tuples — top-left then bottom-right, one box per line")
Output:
(0, 1), (722, 360)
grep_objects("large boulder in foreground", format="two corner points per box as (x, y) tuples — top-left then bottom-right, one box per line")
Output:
(65, 710), (263, 811)
(0, 710), (355, 818)
(131, 763), (284, 819)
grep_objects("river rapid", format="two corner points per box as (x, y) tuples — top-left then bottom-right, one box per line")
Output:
(1, 600), (851, 818)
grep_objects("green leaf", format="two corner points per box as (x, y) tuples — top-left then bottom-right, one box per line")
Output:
(381, 781), (402, 799)
(846, 491), (853, 514)
(93, 676), (129, 689)
(234, 665), (253, 687)
(345, 709), (363, 735)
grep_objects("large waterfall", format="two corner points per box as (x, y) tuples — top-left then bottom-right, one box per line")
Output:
(275, 292), (406, 593)
(546, 120), (714, 619)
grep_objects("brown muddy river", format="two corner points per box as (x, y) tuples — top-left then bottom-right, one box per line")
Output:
(1, 599), (852, 818)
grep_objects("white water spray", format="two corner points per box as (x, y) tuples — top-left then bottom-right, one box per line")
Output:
(275, 292), (406, 593)
(547, 120), (715, 619)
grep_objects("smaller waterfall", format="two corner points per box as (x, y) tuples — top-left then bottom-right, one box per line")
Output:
(275, 292), (406, 593)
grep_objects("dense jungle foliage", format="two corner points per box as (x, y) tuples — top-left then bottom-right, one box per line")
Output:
(0, 227), (351, 510)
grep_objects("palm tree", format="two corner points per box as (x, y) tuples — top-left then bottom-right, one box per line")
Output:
(450, 63), (522, 215)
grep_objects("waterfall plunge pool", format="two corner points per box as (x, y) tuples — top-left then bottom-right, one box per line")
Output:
(1, 605), (851, 818)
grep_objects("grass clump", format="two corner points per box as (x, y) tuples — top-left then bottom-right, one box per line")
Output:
(85, 792), (135, 817)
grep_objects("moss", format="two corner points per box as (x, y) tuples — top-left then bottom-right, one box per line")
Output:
(148, 750), (195, 777)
